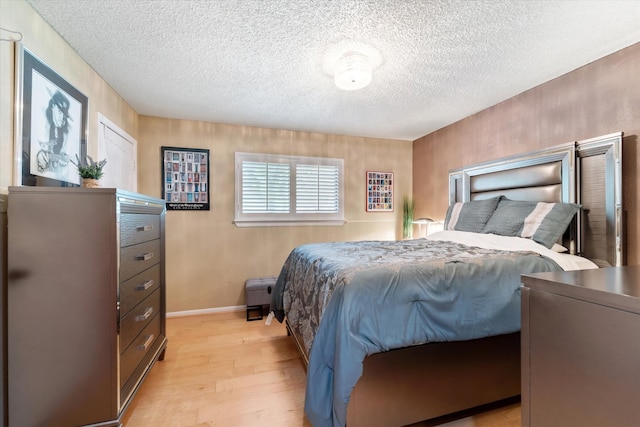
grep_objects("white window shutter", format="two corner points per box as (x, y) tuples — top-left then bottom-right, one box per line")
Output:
(235, 152), (344, 226)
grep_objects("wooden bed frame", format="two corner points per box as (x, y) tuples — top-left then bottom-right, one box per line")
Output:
(287, 132), (624, 427)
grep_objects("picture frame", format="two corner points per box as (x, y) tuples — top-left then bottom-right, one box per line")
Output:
(14, 43), (88, 187)
(366, 171), (394, 212)
(161, 146), (210, 211)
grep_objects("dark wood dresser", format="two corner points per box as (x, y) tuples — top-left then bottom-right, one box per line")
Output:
(0, 194), (7, 427)
(7, 187), (167, 427)
(521, 266), (640, 427)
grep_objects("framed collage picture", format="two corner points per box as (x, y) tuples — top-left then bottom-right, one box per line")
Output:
(14, 43), (88, 187)
(366, 171), (394, 212)
(161, 146), (210, 211)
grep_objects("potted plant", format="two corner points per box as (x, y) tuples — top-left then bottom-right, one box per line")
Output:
(402, 195), (415, 239)
(71, 154), (107, 188)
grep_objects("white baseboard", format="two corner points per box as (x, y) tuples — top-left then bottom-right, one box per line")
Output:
(167, 305), (245, 318)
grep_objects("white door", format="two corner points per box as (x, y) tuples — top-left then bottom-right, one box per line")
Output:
(97, 113), (137, 192)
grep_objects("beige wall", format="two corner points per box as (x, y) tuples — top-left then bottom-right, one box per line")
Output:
(0, 0), (138, 192)
(413, 42), (640, 266)
(1, 1), (412, 312)
(137, 117), (411, 311)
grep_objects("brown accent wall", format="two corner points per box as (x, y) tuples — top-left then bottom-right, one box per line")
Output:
(413, 42), (639, 265)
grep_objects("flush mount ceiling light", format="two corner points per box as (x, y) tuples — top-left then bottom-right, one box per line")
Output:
(334, 51), (373, 91)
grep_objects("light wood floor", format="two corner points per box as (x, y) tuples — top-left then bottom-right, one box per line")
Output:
(121, 311), (521, 427)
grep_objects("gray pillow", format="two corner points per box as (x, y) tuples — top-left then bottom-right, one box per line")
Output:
(482, 199), (538, 236)
(444, 196), (502, 233)
(483, 198), (581, 248)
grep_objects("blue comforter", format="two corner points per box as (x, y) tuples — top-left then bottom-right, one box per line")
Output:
(271, 238), (561, 427)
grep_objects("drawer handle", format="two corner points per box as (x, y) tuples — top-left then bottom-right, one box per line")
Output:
(136, 252), (154, 261)
(136, 279), (155, 291)
(137, 225), (154, 232)
(136, 307), (154, 322)
(138, 334), (155, 352)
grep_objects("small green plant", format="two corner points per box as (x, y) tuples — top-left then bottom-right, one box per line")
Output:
(402, 195), (415, 239)
(70, 154), (107, 179)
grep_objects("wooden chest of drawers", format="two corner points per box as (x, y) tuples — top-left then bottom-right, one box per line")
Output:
(7, 187), (167, 427)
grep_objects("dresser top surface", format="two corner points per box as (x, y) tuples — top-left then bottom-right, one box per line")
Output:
(522, 265), (640, 312)
(8, 185), (162, 201)
(8, 186), (165, 215)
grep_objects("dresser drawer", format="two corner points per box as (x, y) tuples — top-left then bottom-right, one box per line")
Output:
(120, 214), (161, 247)
(120, 288), (161, 353)
(120, 239), (160, 282)
(120, 264), (161, 316)
(120, 312), (161, 387)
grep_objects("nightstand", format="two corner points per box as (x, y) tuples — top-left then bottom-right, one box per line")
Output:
(521, 266), (640, 427)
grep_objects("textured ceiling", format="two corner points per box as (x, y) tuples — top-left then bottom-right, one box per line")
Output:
(25, 0), (640, 141)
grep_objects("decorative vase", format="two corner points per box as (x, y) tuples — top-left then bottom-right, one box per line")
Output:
(82, 178), (100, 188)
(402, 196), (415, 239)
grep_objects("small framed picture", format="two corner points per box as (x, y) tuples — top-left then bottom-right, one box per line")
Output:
(161, 146), (210, 210)
(366, 171), (393, 212)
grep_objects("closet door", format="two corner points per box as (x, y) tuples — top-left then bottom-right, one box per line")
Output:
(98, 113), (137, 192)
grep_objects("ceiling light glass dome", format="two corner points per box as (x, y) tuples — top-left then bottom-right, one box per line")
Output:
(334, 52), (372, 91)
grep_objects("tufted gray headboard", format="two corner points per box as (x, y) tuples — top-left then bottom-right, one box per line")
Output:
(448, 132), (624, 267)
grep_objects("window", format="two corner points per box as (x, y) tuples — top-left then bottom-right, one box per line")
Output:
(235, 152), (344, 226)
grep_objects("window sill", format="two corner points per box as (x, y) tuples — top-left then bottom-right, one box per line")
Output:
(233, 219), (346, 227)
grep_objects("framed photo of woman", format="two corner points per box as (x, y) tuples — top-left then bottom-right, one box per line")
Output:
(14, 43), (88, 187)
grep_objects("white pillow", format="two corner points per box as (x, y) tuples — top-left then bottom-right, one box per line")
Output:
(551, 243), (568, 253)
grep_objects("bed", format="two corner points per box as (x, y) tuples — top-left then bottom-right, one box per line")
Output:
(271, 132), (624, 427)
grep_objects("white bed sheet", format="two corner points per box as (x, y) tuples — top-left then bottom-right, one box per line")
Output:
(427, 230), (598, 271)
